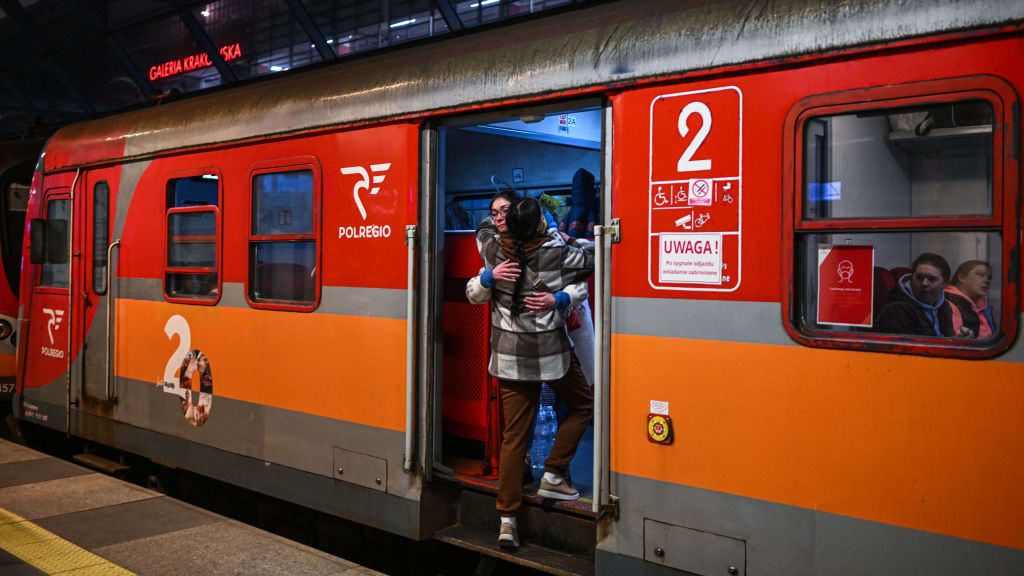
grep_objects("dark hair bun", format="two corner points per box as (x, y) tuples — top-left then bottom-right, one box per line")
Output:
(508, 197), (543, 241)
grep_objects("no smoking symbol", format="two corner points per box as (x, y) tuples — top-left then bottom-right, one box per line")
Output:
(688, 178), (712, 206)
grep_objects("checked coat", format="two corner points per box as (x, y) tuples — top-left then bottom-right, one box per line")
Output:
(466, 219), (594, 382)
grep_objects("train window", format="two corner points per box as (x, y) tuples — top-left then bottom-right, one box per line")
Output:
(40, 199), (70, 288)
(803, 101), (993, 220)
(167, 175), (218, 207)
(165, 174), (220, 303)
(248, 170), (316, 307)
(92, 182), (109, 294)
(786, 80), (1019, 357)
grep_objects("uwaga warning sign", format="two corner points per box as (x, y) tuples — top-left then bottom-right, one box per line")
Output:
(659, 234), (722, 284)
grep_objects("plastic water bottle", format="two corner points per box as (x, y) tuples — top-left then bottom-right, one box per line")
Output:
(529, 399), (559, 482)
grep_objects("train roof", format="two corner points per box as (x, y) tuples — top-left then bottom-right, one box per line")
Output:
(43, 0), (1023, 173)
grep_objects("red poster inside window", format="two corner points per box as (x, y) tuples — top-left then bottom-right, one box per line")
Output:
(817, 245), (874, 328)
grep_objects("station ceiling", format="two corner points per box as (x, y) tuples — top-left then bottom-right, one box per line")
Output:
(0, 0), (588, 140)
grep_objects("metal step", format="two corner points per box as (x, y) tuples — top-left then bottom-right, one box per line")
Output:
(435, 524), (594, 576)
(73, 453), (130, 475)
(457, 488), (595, 555)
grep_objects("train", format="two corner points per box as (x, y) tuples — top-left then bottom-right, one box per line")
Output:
(11, 0), (1024, 574)
(0, 140), (42, 400)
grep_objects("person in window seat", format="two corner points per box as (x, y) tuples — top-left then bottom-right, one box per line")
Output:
(944, 260), (995, 339)
(876, 253), (957, 337)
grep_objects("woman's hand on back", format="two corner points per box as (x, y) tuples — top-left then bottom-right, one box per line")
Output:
(492, 259), (521, 282)
(524, 292), (556, 312)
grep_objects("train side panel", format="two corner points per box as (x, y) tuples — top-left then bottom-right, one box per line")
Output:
(17, 123), (423, 537)
(603, 35), (1024, 574)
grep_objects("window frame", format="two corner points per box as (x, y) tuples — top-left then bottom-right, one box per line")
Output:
(782, 75), (1019, 358)
(162, 168), (223, 306)
(35, 190), (71, 295)
(244, 157), (322, 312)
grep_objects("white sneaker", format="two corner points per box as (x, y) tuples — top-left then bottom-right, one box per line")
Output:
(537, 473), (580, 501)
(498, 518), (519, 549)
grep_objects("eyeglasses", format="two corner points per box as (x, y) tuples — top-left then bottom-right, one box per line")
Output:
(490, 206), (510, 218)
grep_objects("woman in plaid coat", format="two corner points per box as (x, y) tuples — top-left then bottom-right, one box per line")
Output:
(466, 196), (595, 549)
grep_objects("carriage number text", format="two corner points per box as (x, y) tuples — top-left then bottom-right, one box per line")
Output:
(677, 101), (712, 173)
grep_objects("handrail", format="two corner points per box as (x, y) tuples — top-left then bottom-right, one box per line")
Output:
(592, 225), (606, 513)
(403, 224), (417, 473)
(105, 240), (120, 401)
(592, 219), (621, 514)
(66, 168), (80, 436)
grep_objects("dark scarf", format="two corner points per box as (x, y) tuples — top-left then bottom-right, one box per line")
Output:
(498, 234), (548, 264)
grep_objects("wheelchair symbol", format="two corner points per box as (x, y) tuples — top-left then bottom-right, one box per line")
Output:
(654, 186), (668, 207)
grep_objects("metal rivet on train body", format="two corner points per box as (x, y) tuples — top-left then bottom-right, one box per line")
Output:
(729, 567), (739, 575)
(654, 547), (664, 558)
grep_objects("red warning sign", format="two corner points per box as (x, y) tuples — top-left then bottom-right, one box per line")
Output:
(817, 245), (874, 327)
(648, 86), (742, 291)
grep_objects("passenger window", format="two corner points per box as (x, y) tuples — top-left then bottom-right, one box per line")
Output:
(93, 182), (109, 294)
(803, 101), (993, 220)
(789, 87), (1016, 355)
(165, 175), (220, 302)
(40, 198), (70, 288)
(248, 170), (316, 306)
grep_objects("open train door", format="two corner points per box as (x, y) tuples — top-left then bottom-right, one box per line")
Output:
(421, 99), (612, 570)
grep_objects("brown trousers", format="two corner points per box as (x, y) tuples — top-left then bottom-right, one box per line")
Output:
(496, 354), (593, 516)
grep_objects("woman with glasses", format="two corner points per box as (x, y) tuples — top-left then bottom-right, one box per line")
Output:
(466, 196), (594, 550)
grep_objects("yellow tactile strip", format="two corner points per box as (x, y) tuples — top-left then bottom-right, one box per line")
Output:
(0, 507), (134, 575)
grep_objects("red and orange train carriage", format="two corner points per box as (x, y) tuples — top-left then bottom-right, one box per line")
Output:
(13, 1), (1024, 574)
(0, 140), (41, 399)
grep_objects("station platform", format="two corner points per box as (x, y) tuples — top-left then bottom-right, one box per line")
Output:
(0, 439), (381, 576)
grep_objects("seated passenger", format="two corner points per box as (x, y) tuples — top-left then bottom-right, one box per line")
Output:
(876, 253), (956, 337)
(944, 260), (995, 339)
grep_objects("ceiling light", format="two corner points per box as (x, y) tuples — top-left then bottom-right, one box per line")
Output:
(389, 18), (416, 28)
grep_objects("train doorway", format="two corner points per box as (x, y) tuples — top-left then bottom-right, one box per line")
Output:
(423, 98), (608, 540)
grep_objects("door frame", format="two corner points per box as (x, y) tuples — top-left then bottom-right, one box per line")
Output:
(419, 96), (609, 484)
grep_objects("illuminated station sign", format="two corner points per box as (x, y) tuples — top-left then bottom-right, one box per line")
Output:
(149, 43), (243, 81)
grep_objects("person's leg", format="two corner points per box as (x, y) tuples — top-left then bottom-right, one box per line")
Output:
(497, 379), (541, 516)
(542, 354), (593, 477)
